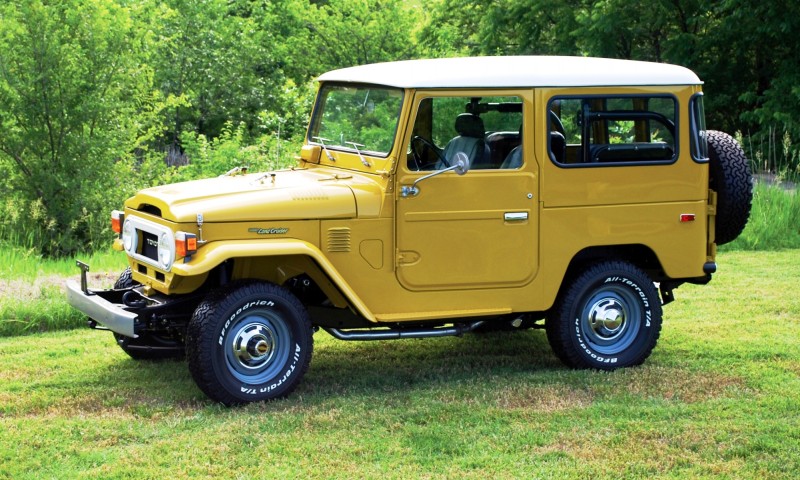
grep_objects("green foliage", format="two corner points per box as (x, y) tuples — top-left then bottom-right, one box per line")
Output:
(303, 0), (422, 69)
(151, 0), (303, 140)
(174, 122), (303, 181)
(1, 0), (798, 257)
(0, 0), (160, 256)
(740, 129), (800, 182)
(0, 243), (125, 336)
(722, 182), (800, 251)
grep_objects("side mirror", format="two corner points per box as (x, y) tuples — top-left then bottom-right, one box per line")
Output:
(452, 151), (470, 176)
(401, 151), (470, 197)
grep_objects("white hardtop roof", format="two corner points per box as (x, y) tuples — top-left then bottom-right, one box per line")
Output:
(317, 56), (702, 88)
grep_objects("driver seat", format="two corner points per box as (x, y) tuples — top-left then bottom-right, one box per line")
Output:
(437, 113), (488, 169)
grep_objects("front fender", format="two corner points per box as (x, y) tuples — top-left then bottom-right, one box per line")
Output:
(172, 239), (376, 322)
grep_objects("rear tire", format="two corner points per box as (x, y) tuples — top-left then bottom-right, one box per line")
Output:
(707, 130), (752, 245)
(185, 281), (313, 405)
(546, 261), (662, 369)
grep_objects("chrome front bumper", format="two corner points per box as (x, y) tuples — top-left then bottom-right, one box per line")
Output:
(65, 262), (139, 338)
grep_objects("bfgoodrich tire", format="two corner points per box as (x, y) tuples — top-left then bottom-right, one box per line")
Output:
(546, 261), (662, 369)
(112, 268), (184, 361)
(185, 281), (313, 405)
(707, 130), (753, 245)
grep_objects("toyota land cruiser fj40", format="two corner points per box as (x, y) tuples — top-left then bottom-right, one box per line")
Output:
(67, 56), (752, 405)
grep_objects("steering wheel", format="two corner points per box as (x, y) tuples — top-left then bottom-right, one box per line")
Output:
(549, 110), (565, 136)
(410, 135), (449, 170)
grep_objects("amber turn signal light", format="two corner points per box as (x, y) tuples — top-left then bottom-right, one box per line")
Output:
(111, 210), (124, 235)
(176, 231), (197, 258)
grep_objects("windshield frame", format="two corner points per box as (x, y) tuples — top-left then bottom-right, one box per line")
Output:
(307, 82), (405, 161)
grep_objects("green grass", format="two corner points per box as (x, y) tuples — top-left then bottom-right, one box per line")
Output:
(0, 243), (126, 280)
(722, 182), (800, 251)
(1, 250), (798, 478)
(0, 245), (126, 336)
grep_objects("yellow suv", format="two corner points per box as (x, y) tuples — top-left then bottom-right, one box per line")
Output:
(67, 56), (752, 405)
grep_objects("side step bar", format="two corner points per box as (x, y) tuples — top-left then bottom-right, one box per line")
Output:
(323, 320), (486, 341)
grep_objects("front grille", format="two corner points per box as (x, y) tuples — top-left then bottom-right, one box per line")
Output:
(141, 231), (159, 261)
(124, 214), (175, 272)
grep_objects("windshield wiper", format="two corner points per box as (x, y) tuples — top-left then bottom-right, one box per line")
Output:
(311, 136), (336, 162)
(345, 141), (371, 167)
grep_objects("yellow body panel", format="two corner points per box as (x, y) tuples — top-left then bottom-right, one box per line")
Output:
(117, 81), (714, 323)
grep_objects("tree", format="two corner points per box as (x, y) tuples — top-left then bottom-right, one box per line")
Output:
(152, 0), (289, 142)
(0, 0), (156, 255)
(303, 0), (422, 69)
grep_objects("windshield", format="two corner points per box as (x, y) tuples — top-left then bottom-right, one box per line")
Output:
(309, 84), (404, 158)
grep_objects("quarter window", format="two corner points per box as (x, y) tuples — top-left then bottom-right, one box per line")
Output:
(690, 93), (708, 162)
(548, 96), (677, 166)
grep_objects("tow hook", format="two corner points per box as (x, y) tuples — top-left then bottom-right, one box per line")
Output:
(123, 291), (147, 309)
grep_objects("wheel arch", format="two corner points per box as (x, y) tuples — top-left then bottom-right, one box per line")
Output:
(171, 239), (376, 322)
(561, 244), (665, 288)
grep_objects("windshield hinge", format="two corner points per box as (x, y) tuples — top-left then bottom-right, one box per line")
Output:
(312, 137), (336, 162)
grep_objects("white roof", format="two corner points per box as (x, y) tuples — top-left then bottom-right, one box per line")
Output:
(317, 56), (702, 88)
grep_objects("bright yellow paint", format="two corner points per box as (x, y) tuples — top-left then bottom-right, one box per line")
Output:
(118, 81), (714, 324)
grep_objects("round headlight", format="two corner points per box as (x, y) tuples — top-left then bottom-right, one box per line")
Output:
(122, 220), (135, 252)
(157, 232), (174, 270)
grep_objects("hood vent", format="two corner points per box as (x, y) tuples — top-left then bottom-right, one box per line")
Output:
(326, 227), (351, 252)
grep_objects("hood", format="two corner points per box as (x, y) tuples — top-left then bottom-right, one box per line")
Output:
(125, 168), (363, 223)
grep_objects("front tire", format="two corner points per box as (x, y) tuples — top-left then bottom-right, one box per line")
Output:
(185, 281), (313, 405)
(546, 261), (662, 369)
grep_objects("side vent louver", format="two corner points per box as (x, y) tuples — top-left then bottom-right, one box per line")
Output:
(326, 227), (351, 252)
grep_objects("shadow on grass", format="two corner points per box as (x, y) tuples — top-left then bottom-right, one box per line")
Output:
(87, 328), (571, 410)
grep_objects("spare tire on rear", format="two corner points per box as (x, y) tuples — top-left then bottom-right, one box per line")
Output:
(707, 130), (752, 245)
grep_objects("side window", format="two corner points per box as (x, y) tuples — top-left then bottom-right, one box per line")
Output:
(690, 93), (708, 162)
(407, 95), (524, 171)
(548, 96), (677, 166)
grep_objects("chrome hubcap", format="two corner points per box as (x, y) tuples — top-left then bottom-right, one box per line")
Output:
(232, 323), (276, 370)
(579, 285), (641, 355)
(588, 298), (627, 341)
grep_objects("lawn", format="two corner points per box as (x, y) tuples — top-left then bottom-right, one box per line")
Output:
(1, 250), (799, 479)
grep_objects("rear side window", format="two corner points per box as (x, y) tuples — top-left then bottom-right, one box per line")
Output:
(548, 96), (677, 166)
(690, 93), (709, 162)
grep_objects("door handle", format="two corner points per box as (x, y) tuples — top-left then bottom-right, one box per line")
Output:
(504, 212), (528, 221)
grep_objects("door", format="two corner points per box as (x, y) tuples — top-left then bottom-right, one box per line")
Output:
(396, 91), (539, 291)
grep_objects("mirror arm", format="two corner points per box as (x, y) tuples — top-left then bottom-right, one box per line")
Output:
(401, 153), (469, 197)
(402, 165), (459, 197)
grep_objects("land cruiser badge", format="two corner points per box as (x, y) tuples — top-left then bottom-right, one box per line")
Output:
(248, 227), (289, 235)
